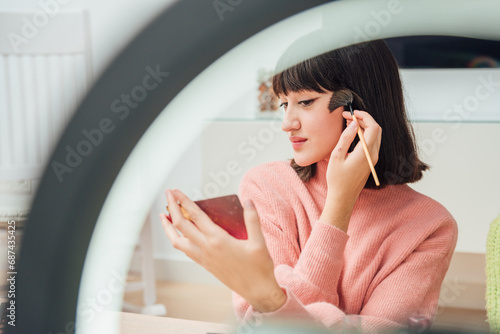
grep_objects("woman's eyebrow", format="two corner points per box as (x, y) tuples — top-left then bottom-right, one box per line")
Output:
(298, 96), (320, 101)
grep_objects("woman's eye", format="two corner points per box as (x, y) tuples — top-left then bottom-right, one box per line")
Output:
(279, 102), (288, 110)
(299, 99), (315, 107)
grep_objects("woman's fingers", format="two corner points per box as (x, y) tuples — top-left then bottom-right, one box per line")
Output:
(165, 190), (206, 244)
(343, 110), (382, 160)
(170, 189), (223, 235)
(165, 189), (267, 255)
(343, 110), (371, 128)
(353, 110), (382, 160)
(165, 189), (185, 221)
(160, 212), (179, 237)
(160, 213), (203, 263)
(332, 119), (358, 159)
(160, 213), (191, 250)
(243, 199), (266, 245)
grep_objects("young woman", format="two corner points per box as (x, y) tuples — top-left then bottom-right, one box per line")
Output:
(160, 39), (458, 333)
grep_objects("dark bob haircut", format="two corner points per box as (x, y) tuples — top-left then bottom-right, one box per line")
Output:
(272, 39), (428, 188)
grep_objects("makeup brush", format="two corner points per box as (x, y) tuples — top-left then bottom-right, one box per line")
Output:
(329, 89), (380, 186)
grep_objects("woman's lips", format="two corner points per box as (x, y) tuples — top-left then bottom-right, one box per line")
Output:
(289, 136), (307, 149)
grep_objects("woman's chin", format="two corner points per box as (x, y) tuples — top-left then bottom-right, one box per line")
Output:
(293, 156), (315, 167)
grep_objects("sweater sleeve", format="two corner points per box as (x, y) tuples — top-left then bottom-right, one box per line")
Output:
(358, 217), (458, 328)
(238, 216), (458, 334)
(233, 166), (349, 321)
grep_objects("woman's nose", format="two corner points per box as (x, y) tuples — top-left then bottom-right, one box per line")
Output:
(281, 111), (300, 132)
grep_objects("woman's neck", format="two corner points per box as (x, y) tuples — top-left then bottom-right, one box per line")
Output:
(312, 159), (329, 185)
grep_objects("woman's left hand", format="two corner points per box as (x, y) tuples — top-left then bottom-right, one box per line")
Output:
(160, 189), (286, 313)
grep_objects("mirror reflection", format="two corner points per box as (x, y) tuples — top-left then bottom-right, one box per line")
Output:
(137, 34), (498, 333)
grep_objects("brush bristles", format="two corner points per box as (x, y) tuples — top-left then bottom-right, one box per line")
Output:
(328, 89), (354, 112)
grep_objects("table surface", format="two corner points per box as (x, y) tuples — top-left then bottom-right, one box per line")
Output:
(119, 312), (235, 334)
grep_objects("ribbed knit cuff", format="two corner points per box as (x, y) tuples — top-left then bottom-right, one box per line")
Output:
(295, 221), (349, 292)
(245, 287), (344, 329)
(246, 287), (315, 322)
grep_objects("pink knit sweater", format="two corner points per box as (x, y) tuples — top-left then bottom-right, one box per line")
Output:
(233, 159), (458, 332)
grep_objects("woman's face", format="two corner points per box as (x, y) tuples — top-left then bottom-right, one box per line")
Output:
(280, 90), (345, 167)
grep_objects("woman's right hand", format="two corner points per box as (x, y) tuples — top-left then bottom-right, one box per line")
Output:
(320, 110), (382, 232)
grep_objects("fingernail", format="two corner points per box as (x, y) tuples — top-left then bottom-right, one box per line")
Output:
(244, 199), (255, 209)
(349, 120), (357, 127)
(159, 213), (170, 222)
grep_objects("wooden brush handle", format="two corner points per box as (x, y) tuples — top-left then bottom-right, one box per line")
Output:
(353, 114), (380, 186)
